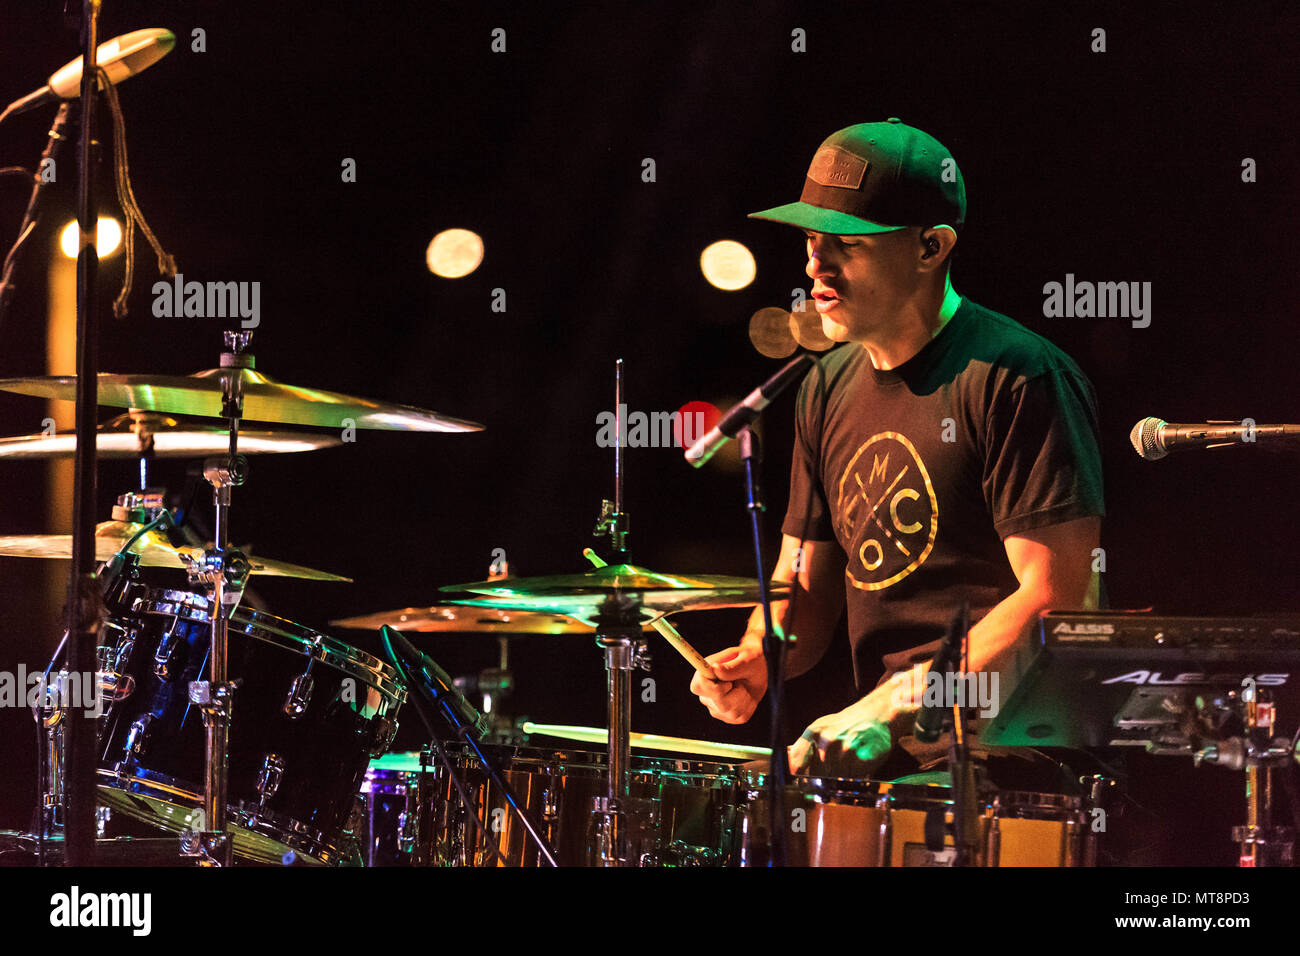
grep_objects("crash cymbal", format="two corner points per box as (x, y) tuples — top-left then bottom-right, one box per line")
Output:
(0, 412), (341, 459)
(0, 363), (483, 432)
(438, 564), (791, 626)
(331, 605), (632, 634)
(0, 521), (351, 581)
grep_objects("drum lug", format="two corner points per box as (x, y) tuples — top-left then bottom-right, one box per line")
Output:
(396, 809), (418, 853)
(124, 714), (153, 759)
(284, 637), (322, 718)
(369, 717), (399, 757)
(256, 753), (286, 804)
(343, 793), (365, 838)
(95, 646), (133, 717)
(152, 624), (185, 680)
(112, 631), (137, 672)
(878, 805), (893, 867)
(283, 671), (315, 718)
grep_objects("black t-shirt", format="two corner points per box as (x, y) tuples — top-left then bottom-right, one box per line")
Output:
(782, 297), (1105, 691)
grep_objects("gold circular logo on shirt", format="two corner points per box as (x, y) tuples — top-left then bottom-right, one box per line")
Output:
(835, 431), (939, 591)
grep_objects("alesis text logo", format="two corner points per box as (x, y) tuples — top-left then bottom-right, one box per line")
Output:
(1101, 672), (1289, 686)
(1052, 621), (1114, 641)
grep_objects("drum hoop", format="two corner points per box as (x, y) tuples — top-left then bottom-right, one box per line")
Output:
(125, 587), (406, 702)
(97, 767), (357, 865)
(362, 768), (424, 794)
(993, 789), (1086, 818)
(430, 742), (742, 782)
(740, 771), (885, 804)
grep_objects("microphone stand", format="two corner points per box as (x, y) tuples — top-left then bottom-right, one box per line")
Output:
(941, 602), (981, 866)
(384, 656), (510, 867)
(0, 103), (72, 330)
(65, 0), (104, 868)
(738, 426), (788, 867)
(382, 628), (558, 866)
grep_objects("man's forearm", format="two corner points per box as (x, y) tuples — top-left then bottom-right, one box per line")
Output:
(871, 582), (1078, 727)
(740, 593), (837, 678)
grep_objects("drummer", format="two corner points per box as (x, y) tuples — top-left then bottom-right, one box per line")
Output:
(690, 120), (1104, 777)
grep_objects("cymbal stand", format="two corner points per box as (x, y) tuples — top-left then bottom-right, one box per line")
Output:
(128, 409), (159, 490)
(592, 358), (628, 562)
(588, 358), (654, 864)
(591, 607), (654, 866)
(180, 332), (252, 866)
(1194, 684), (1296, 866)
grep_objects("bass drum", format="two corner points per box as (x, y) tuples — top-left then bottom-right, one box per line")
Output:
(96, 585), (405, 865)
(362, 743), (741, 866)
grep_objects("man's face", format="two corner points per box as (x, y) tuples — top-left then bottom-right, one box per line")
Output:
(804, 228), (922, 344)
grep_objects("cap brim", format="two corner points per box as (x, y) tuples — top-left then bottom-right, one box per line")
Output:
(748, 202), (906, 235)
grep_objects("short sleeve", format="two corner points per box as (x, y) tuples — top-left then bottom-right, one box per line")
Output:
(782, 374), (835, 541)
(982, 368), (1105, 538)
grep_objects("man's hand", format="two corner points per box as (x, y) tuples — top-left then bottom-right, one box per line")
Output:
(690, 535), (845, 727)
(788, 674), (916, 776)
(690, 642), (768, 724)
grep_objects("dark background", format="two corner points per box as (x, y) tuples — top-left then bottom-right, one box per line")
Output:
(0, 0), (1296, 861)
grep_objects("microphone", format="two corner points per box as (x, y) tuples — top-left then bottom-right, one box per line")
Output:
(3, 28), (176, 120)
(381, 626), (488, 739)
(1129, 417), (1300, 461)
(913, 602), (970, 744)
(684, 353), (814, 467)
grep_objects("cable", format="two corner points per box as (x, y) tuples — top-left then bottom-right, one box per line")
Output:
(383, 626), (558, 866)
(377, 629), (511, 866)
(95, 66), (177, 319)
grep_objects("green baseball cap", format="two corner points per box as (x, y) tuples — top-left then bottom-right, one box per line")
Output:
(749, 118), (966, 235)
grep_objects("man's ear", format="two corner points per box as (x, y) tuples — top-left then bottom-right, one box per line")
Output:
(918, 226), (957, 273)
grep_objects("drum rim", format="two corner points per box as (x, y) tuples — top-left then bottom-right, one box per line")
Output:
(122, 586), (407, 702)
(96, 767), (359, 865)
(740, 771), (886, 803)
(428, 741), (744, 780)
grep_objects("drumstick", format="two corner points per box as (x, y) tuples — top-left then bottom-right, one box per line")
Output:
(521, 721), (772, 761)
(582, 548), (718, 680)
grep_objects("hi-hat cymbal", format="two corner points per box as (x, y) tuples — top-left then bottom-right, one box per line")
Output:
(0, 364), (483, 432)
(330, 605), (624, 635)
(0, 521), (350, 581)
(0, 412), (341, 460)
(438, 564), (790, 626)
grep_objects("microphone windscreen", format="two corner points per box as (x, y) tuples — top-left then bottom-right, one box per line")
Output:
(48, 28), (176, 98)
(1129, 417), (1167, 460)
